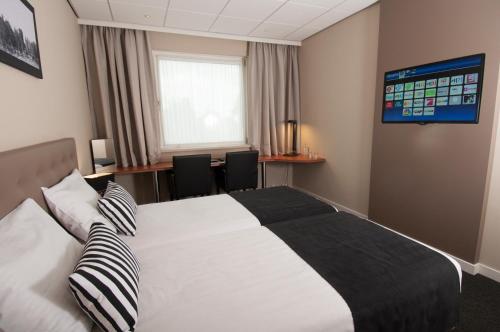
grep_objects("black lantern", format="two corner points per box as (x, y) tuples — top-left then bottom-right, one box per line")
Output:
(284, 120), (298, 156)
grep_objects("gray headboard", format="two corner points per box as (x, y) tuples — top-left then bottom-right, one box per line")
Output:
(0, 138), (78, 219)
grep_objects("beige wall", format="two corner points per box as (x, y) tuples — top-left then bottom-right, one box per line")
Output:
(0, 0), (93, 174)
(369, 0), (500, 262)
(293, 4), (380, 215)
(480, 65), (500, 271)
(150, 32), (247, 56)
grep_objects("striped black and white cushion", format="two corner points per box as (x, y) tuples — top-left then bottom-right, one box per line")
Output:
(98, 182), (137, 236)
(69, 223), (140, 332)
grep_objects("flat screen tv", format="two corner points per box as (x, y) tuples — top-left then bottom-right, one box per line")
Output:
(382, 54), (485, 124)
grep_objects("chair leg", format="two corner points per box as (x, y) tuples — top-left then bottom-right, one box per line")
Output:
(167, 171), (176, 201)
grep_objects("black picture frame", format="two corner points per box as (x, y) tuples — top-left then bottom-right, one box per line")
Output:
(0, 0), (43, 79)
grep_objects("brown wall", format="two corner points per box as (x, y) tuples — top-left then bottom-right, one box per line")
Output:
(0, 0), (93, 174)
(293, 4), (380, 215)
(480, 67), (500, 271)
(369, 0), (500, 262)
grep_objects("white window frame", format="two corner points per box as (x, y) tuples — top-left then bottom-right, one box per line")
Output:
(153, 51), (248, 152)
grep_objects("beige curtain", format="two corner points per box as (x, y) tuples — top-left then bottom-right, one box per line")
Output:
(247, 42), (300, 156)
(81, 26), (160, 167)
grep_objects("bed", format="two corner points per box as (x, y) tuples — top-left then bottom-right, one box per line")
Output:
(127, 185), (338, 250)
(0, 138), (461, 332)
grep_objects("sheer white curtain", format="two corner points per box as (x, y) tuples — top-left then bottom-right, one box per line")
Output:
(157, 54), (246, 149)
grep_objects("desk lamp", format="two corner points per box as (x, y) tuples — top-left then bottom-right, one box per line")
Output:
(284, 120), (298, 156)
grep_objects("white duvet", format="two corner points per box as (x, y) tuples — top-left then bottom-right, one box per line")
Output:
(129, 227), (353, 332)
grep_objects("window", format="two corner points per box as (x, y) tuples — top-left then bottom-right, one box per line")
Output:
(155, 52), (246, 150)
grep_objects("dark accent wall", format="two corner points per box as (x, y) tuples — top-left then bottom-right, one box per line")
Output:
(369, 0), (500, 262)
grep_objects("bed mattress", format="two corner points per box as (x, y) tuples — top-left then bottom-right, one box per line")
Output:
(116, 227), (354, 332)
(125, 186), (337, 250)
(124, 194), (260, 250)
(230, 186), (336, 225)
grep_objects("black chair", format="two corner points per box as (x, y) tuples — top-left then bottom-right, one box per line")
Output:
(170, 154), (212, 200)
(216, 150), (259, 193)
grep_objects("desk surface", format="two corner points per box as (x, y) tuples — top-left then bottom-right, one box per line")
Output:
(97, 154), (325, 175)
(258, 154), (325, 164)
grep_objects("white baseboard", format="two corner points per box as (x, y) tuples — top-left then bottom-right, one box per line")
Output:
(291, 185), (500, 284)
(449, 259), (500, 283)
(448, 256), (477, 275)
(476, 264), (500, 283)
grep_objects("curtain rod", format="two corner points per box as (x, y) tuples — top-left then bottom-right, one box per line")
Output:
(78, 19), (302, 47)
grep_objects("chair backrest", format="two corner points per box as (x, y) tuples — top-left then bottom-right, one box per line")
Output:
(173, 154), (212, 199)
(224, 151), (259, 192)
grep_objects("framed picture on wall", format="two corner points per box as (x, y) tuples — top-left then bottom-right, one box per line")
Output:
(0, 0), (42, 78)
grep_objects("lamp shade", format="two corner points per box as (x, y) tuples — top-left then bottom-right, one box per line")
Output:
(284, 120), (298, 156)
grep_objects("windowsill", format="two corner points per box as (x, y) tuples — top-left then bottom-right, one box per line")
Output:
(161, 143), (251, 154)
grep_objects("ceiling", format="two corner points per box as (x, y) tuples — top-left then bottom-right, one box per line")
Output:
(69, 0), (377, 45)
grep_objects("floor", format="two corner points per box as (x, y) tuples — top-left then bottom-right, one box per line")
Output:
(458, 272), (500, 331)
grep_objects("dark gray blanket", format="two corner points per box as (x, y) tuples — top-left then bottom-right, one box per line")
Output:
(267, 212), (460, 332)
(229, 186), (336, 225)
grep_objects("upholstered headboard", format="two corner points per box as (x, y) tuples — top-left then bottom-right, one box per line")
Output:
(0, 138), (78, 219)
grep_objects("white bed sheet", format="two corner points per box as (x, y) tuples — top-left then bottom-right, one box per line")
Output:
(121, 227), (354, 332)
(123, 194), (260, 250)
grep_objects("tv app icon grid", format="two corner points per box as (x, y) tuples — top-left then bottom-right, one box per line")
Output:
(384, 71), (479, 119)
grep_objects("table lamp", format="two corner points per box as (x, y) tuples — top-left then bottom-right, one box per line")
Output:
(284, 120), (298, 156)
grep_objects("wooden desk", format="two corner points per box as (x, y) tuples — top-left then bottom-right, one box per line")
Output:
(257, 155), (325, 190)
(97, 155), (325, 202)
(97, 160), (222, 175)
(259, 155), (326, 163)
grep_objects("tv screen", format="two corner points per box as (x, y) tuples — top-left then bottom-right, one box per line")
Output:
(382, 54), (485, 123)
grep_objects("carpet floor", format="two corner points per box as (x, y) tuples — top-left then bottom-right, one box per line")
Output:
(458, 272), (500, 331)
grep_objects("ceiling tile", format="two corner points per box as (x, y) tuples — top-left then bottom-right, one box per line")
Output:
(267, 2), (329, 26)
(335, 0), (377, 12)
(220, 0), (285, 21)
(210, 16), (261, 35)
(290, 0), (345, 8)
(307, 8), (349, 29)
(165, 10), (216, 31)
(285, 25), (319, 41)
(110, 0), (169, 7)
(109, 2), (167, 26)
(70, 0), (112, 21)
(251, 22), (299, 39)
(169, 0), (229, 15)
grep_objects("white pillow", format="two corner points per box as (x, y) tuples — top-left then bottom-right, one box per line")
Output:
(0, 198), (92, 332)
(42, 169), (116, 241)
